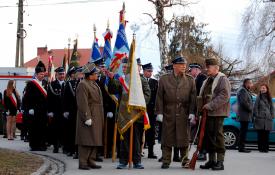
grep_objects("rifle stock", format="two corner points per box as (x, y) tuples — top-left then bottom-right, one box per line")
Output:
(189, 109), (207, 170)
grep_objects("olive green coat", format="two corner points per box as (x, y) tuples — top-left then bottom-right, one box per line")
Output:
(155, 73), (196, 147)
(75, 79), (104, 146)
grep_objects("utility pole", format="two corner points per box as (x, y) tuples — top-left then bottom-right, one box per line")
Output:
(15, 0), (25, 67)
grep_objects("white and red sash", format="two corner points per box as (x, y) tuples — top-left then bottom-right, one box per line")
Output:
(32, 79), (47, 98)
(9, 93), (17, 108)
(118, 76), (129, 93)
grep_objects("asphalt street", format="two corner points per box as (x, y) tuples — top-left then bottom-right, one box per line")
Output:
(0, 136), (275, 175)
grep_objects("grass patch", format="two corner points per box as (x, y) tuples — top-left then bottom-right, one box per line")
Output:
(0, 148), (43, 175)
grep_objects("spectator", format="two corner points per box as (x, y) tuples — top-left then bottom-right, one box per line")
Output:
(236, 78), (253, 153)
(253, 84), (274, 153)
(3, 80), (21, 140)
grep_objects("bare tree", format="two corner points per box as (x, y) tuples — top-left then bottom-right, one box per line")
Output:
(144, 0), (194, 71)
(241, 0), (275, 72)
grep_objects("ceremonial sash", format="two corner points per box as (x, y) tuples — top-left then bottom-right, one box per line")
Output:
(9, 93), (17, 108)
(32, 79), (47, 98)
(118, 76), (129, 93)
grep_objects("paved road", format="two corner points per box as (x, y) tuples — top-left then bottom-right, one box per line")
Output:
(1, 136), (275, 175)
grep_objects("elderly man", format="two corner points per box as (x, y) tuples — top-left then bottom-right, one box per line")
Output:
(199, 58), (231, 171)
(155, 56), (197, 169)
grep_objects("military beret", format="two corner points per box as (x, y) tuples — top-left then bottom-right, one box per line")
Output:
(55, 67), (65, 73)
(171, 56), (187, 64)
(82, 63), (99, 74)
(205, 58), (219, 66)
(142, 63), (153, 71)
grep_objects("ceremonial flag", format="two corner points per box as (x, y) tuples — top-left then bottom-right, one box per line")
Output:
(102, 25), (113, 68)
(90, 26), (102, 63)
(47, 55), (55, 82)
(117, 37), (150, 135)
(110, 2), (129, 76)
(62, 48), (69, 73)
(69, 39), (79, 67)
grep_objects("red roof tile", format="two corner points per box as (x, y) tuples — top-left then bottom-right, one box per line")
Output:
(24, 47), (103, 68)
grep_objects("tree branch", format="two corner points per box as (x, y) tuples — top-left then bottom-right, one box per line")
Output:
(143, 13), (158, 24)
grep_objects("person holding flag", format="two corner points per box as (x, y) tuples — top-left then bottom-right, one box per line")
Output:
(107, 36), (150, 169)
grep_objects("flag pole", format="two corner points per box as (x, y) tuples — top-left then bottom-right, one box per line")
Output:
(112, 105), (118, 162)
(128, 123), (134, 169)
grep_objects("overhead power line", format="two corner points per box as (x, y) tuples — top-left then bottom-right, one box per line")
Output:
(0, 0), (117, 8)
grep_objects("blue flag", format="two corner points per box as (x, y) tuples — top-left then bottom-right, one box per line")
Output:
(103, 29), (113, 68)
(90, 38), (101, 63)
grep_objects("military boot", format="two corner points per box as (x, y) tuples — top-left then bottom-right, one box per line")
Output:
(212, 161), (224, 170)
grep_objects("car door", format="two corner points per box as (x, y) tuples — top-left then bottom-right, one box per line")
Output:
(268, 99), (275, 143)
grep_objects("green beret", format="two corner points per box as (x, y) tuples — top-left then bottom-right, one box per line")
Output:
(205, 58), (219, 66)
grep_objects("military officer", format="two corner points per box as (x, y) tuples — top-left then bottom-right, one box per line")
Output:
(76, 63), (103, 170)
(63, 67), (78, 156)
(142, 63), (158, 159)
(23, 61), (48, 151)
(199, 58), (231, 171)
(47, 67), (66, 153)
(155, 56), (197, 169)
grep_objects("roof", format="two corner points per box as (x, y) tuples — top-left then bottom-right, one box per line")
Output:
(24, 48), (103, 68)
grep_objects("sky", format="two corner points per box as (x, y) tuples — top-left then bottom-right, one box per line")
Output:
(0, 0), (250, 72)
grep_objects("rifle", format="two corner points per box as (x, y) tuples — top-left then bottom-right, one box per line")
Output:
(189, 109), (207, 170)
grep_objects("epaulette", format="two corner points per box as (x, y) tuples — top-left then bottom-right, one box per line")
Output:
(185, 73), (194, 80)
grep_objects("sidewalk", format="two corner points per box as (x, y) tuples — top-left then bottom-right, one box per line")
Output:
(1, 136), (275, 175)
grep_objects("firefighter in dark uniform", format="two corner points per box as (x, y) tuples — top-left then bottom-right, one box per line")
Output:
(189, 63), (207, 160)
(94, 58), (117, 159)
(142, 63), (158, 159)
(63, 66), (78, 156)
(23, 61), (48, 151)
(47, 67), (66, 153)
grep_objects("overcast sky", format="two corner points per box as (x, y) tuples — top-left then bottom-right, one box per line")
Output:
(0, 0), (249, 71)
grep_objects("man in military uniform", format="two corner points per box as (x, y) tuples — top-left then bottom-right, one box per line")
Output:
(189, 63), (207, 160)
(142, 63), (158, 159)
(23, 61), (48, 151)
(155, 56), (197, 169)
(47, 67), (66, 153)
(107, 58), (151, 169)
(63, 67), (78, 156)
(199, 58), (231, 171)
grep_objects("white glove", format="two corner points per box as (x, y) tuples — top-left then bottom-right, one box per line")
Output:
(63, 112), (69, 119)
(189, 114), (196, 125)
(6, 111), (10, 116)
(85, 119), (92, 126)
(48, 112), (54, 118)
(29, 109), (34, 115)
(107, 112), (113, 118)
(156, 114), (163, 122)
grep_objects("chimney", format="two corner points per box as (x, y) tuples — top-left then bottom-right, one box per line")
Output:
(37, 46), (48, 56)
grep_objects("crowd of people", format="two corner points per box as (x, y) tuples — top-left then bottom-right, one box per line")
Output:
(0, 55), (274, 171)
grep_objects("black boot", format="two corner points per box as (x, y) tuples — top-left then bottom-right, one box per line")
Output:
(173, 147), (180, 162)
(212, 161), (224, 170)
(200, 161), (216, 169)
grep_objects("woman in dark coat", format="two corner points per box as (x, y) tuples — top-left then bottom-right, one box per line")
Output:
(3, 80), (21, 140)
(253, 84), (274, 152)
